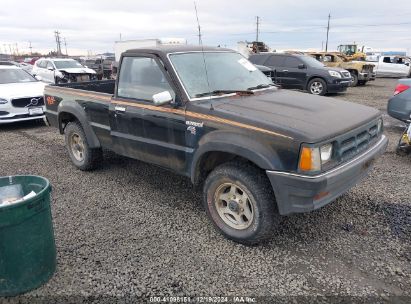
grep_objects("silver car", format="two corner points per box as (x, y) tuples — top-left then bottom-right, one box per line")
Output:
(0, 65), (46, 124)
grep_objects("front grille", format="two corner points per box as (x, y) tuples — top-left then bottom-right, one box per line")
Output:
(341, 71), (351, 78)
(336, 121), (380, 162)
(0, 111), (9, 116)
(362, 65), (374, 73)
(11, 96), (44, 108)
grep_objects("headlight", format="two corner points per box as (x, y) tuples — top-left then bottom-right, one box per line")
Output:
(320, 143), (333, 164)
(0, 98), (8, 104)
(299, 143), (333, 172)
(328, 70), (341, 78)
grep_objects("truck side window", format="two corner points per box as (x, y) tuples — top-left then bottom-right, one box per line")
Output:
(117, 57), (175, 102)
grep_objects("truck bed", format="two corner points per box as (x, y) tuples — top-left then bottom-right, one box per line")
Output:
(52, 80), (115, 95)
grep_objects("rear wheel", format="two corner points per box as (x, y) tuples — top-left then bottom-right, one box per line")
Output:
(308, 78), (327, 95)
(64, 121), (102, 170)
(203, 162), (281, 245)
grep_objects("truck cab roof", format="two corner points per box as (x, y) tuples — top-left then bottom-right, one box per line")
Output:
(123, 45), (233, 57)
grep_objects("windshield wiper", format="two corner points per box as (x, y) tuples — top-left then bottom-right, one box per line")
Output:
(194, 90), (254, 98)
(246, 83), (276, 90)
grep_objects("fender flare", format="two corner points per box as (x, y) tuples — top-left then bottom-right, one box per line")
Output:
(57, 100), (101, 148)
(190, 131), (284, 183)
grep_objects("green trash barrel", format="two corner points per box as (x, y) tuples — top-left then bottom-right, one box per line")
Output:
(0, 175), (56, 296)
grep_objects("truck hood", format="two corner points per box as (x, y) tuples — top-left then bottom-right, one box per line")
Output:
(0, 81), (46, 100)
(191, 89), (380, 143)
(58, 68), (96, 74)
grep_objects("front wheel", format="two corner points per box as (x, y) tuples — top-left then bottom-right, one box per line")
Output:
(203, 162), (281, 245)
(350, 72), (359, 86)
(64, 121), (102, 170)
(308, 78), (327, 95)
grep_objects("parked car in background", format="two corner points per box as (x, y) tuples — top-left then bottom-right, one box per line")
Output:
(309, 52), (375, 86)
(250, 53), (352, 95)
(0, 61), (33, 74)
(387, 79), (411, 122)
(83, 57), (114, 80)
(373, 56), (411, 78)
(0, 65), (46, 123)
(32, 58), (97, 84)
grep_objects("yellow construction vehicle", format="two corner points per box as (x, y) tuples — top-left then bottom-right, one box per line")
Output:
(337, 44), (366, 61)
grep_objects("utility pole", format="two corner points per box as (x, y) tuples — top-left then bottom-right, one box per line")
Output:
(256, 16), (260, 42)
(3, 44), (7, 54)
(8, 44), (12, 55)
(119, 33), (122, 41)
(15, 43), (19, 55)
(64, 37), (68, 56)
(54, 30), (62, 56)
(325, 13), (331, 52)
(29, 41), (33, 55)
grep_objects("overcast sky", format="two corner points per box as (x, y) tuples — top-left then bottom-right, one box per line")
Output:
(1, 0), (411, 56)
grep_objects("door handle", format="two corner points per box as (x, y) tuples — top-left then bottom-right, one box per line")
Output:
(114, 105), (126, 113)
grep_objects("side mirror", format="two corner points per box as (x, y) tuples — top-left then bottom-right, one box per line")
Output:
(47, 66), (54, 71)
(406, 62), (410, 66)
(298, 64), (306, 69)
(35, 75), (42, 81)
(152, 91), (173, 106)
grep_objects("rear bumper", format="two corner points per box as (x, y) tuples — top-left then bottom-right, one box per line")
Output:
(266, 135), (388, 215)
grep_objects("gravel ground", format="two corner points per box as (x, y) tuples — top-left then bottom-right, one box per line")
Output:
(1, 78), (410, 303)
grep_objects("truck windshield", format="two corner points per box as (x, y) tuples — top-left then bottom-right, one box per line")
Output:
(54, 60), (84, 69)
(0, 68), (36, 84)
(169, 52), (272, 98)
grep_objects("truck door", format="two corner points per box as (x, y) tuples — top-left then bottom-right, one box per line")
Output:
(110, 55), (188, 174)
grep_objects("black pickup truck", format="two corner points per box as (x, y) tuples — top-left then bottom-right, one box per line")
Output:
(44, 45), (388, 245)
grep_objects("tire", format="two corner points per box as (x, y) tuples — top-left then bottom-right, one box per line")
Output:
(203, 162), (282, 245)
(307, 78), (327, 95)
(64, 121), (102, 170)
(350, 72), (358, 86)
(358, 80), (367, 86)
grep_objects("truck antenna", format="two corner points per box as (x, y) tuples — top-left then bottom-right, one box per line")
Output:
(194, 1), (213, 110)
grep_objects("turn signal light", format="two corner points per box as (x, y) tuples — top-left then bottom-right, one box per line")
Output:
(298, 147), (321, 172)
(393, 84), (410, 96)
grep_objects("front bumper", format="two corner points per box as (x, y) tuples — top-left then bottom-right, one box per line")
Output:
(0, 106), (46, 124)
(327, 79), (351, 93)
(266, 135), (388, 215)
(0, 114), (45, 124)
(358, 72), (375, 81)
